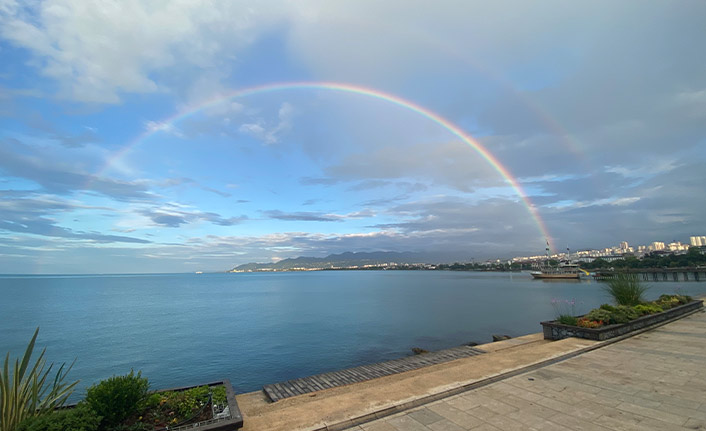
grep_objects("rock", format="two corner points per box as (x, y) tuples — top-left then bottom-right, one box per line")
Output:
(411, 347), (429, 355)
(492, 334), (512, 342)
(466, 341), (479, 346)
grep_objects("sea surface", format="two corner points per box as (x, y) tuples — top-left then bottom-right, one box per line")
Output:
(1, 270), (704, 401)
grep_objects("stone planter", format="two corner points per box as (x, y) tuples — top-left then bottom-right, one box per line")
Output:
(541, 300), (703, 341)
(156, 379), (243, 431)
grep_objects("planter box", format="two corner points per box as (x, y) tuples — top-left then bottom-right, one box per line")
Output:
(156, 379), (243, 431)
(541, 300), (703, 341)
(60, 380), (243, 430)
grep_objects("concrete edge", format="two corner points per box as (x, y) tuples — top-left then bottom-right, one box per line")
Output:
(314, 305), (705, 431)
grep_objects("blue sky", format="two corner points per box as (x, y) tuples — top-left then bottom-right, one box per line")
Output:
(1, 1), (705, 273)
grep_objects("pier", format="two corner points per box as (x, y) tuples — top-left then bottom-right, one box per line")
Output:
(592, 267), (706, 282)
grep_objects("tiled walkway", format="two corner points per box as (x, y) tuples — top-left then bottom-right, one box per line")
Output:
(346, 308), (706, 431)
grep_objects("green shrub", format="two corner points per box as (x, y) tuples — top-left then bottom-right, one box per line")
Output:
(85, 371), (149, 429)
(141, 393), (162, 410)
(602, 273), (648, 306)
(609, 305), (639, 324)
(557, 315), (578, 326)
(17, 403), (101, 431)
(102, 424), (149, 431)
(674, 294), (692, 304)
(585, 309), (612, 324)
(1, 328), (79, 431)
(656, 294), (681, 310)
(211, 385), (227, 405)
(161, 385), (210, 418)
(633, 303), (663, 315)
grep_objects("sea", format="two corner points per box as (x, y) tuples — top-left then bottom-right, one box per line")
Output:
(1, 270), (704, 401)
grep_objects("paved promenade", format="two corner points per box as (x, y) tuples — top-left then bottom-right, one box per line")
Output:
(347, 308), (706, 431)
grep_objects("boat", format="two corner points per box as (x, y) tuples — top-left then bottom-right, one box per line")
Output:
(530, 262), (583, 279)
(530, 241), (589, 279)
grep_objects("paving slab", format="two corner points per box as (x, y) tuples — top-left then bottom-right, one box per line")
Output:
(347, 307), (706, 431)
(236, 333), (595, 430)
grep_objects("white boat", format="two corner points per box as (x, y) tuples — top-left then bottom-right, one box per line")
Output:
(531, 262), (582, 279)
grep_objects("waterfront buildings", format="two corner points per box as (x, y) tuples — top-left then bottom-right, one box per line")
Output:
(691, 236), (706, 247)
(512, 235), (702, 265)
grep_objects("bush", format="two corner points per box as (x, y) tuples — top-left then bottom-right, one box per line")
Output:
(609, 305), (639, 324)
(1, 328), (79, 431)
(557, 315), (578, 326)
(576, 318), (603, 328)
(17, 403), (101, 431)
(656, 294), (681, 310)
(85, 371), (149, 429)
(634, 303), (663, 315)
(211, 385), (227, 405)
(585, 308), (612, 324)
(602, 273), (648, 306)
(161, 385), (210, 418)
(102, 424), (149, 431)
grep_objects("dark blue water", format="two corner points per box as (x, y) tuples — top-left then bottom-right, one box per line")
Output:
(1, 271), (704, 400)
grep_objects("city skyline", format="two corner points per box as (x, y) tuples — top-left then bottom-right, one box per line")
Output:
(1, 1), (705, 273)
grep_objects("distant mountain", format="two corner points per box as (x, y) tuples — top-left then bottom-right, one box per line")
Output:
(229, 251), (456, 272)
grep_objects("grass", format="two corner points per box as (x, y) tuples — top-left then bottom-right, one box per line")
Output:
(602, 273), (649, 306)
(557, 315), (578, 326)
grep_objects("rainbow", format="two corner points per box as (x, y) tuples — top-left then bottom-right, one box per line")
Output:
(99, 81), (555, 251)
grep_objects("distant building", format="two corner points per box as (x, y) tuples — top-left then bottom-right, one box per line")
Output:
(691, 236), (706, 247)
(649, 241), (665, 251)
(667, 241), (689, 252)
(619, 241), (629, 251)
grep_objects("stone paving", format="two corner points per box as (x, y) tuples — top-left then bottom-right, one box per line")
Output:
(346, 308), (706, 431)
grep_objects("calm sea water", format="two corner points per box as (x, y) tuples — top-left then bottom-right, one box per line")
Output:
(1, 271), (704, 400)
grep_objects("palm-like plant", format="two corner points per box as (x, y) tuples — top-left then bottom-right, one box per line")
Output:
(1, 328), (79, 431)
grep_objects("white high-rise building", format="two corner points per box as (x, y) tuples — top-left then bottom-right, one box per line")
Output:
(649, 241), (665, 251)
(691, 236), (706, 247)
(668, 241), (689, 252)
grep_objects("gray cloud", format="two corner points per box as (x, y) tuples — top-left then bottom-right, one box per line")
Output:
(25, 112), (100, 148)
(263, 209), (374, 222)
(323, 141), (502, 193)
(0, 139), (155, 201)
(159, 177), (232, 198)
(300, 177), (341, 186)
(140, 207), (248, 228)
(0, 194), (150, 244)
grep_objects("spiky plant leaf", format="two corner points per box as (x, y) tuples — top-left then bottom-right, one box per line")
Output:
(0, 328), (79, 431)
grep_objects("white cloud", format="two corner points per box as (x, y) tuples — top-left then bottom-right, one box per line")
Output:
(238, 102), (294, 145)
(0, 0), (282, 103)
(144, 120), (183, 138)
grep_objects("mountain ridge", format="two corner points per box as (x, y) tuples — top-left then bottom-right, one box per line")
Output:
(229, 251), (457, 272)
